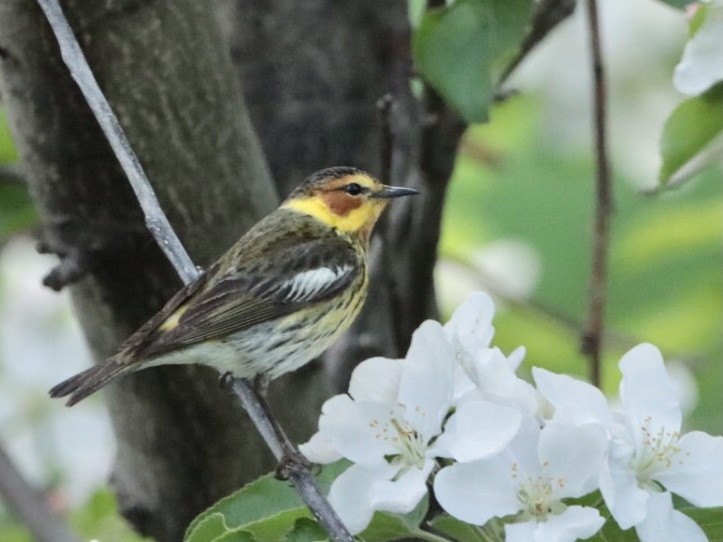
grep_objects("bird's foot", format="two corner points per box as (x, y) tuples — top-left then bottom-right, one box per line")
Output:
(218, 371), (235, 388)
(275, 450), (319, 480)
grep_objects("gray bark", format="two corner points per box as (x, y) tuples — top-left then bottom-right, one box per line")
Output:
(0, 1), (278, 540)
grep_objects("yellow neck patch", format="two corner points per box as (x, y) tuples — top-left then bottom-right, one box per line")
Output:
(283, 196), (382, 235)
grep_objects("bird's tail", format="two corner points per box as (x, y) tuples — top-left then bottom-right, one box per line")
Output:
(49, 356), (131, 406)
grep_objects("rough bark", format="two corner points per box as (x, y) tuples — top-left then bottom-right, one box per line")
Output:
(0, 1), (277, 540)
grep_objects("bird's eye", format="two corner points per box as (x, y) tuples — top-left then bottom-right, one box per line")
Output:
(345, 183), (363, 196)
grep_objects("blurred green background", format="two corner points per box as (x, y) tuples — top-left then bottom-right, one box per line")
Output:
(0, 0), (720, 539)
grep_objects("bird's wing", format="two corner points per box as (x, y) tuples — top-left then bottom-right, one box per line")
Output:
(129, 236), (361, 360)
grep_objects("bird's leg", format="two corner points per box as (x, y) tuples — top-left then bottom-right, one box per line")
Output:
(253, 373), (271, 397)
(276, 449), (319, 481)
(218, 371), (235, 388)
(237, 377), (317, 480)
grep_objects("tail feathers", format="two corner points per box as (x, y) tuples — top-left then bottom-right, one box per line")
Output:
(49, 357), (130, 406)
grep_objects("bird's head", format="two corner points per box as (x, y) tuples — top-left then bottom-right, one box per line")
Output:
(282, 167), (419, 241)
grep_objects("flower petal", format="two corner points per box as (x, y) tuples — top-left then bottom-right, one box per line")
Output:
(348, 356), (403, 403)
(619, 344), (682, 448)
(655, 431), (723, 507)
(432, 400), (521, 462)
(504, 521), (536, 542)
(371, 459), (435, 514)
(635, 491), (707, 542)
(318, 395), (397, 464)
(434, 458), (520, 525)
(298, 431), (343, 464)
(529, 506), (605, 542)
(540, 418), (608, 498)
(328, 463), (399, 534)
(673, 4), (723, 95)
(465, 348), (540, 415)
(399, 320), (455, 441)
(443, 291), (496, 356)
(533, 367), (612, 427)
(599, 441), (649, 529)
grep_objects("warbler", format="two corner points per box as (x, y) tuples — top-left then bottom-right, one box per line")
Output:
(50, 167), (418, 406)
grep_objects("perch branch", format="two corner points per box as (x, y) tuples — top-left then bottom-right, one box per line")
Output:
(580, 0), (613, 387)
(36, 0), (352, 539)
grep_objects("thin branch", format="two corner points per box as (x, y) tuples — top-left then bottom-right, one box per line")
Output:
(0, 443), (81, 542)
(581, 0), (613, 387)
(498, 0), (577, 87)
(36, 1), (352, 540)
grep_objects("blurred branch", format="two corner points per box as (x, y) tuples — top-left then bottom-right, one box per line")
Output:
(377, 94), (394, 184)
(36, 1), (352, 539)
(0, 164), (25, 185)
(498, 0), (577, 87)
(581, 0), (613, 387)
(0, 443), (81, 542)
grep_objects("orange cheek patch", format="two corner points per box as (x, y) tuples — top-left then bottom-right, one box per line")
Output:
(323, 192), (363, 216)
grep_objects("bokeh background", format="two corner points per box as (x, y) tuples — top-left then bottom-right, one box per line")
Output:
(0, 0), (720, 539)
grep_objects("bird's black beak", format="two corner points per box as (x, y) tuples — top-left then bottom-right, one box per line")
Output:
(372, 185), (420, 198)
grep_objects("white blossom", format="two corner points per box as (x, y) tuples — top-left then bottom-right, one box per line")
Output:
(673, 2), (723, 95)
(434, 416), (607, 542)
(301, 318), (520, 534)
(536, 344), (723, 542)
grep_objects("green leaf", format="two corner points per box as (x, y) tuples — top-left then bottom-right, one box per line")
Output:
(412, 0), (533, 123)
(659, 82), (723, 187)
(589, 517), (639, 542)
(681, 506), (723, 542)
(283, 517), (328, 542)
(357, 513), (417, 542)
(428, 514), (488, 542)
(214, 531), (256, 542)
(688, 4), (709, 36)
(184, 461), (348, 541)
(185, 513), (229, 542)
(359, 493), (429, 542)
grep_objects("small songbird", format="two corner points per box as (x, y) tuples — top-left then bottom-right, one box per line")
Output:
(50, 167), (418, 406)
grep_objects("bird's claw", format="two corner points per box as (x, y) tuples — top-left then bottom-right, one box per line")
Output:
(275, 451), (318, 480)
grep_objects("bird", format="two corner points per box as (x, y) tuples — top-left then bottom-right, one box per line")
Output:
(49, 167), (419, 406)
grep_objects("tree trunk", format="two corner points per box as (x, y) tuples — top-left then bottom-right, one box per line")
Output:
(0, 1), (277, 539)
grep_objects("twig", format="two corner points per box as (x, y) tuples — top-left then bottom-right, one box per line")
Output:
(36, 1), (353, 540)
(580, 0), (613, 387)
(0, 443), (81, 542)
(498, 0), (577, 88)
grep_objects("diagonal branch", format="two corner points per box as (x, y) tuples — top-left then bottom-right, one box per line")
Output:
(0, 442), (81, 542)
(35, 0), (352, 540)
(580, 0), (613, 387)
(498, 0), (577, 87)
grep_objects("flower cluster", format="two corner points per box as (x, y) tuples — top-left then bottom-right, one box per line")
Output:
(300, 293), (723, 542)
